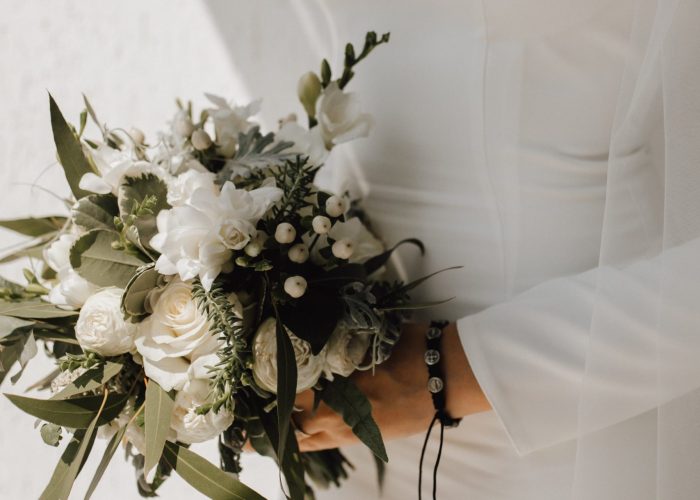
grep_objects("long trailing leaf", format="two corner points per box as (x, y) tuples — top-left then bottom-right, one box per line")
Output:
(84, 425), (127, 500)
(5, 392), (128, 428)
(49, 94), (95, 199)
(162, 442), (265, 500)
(0, 315), (33, 340)
(378, 266), (463, 305)
(0, 300), (78, 319)
(69, 230), (145, 288)
(272, 299), (297, 466)
(52, 361), (123, 400)
(321, 376), (388, 462)
(144, 380), (175, 478)
(0, 216), (67, 237)
(363, 238), (425, 276)
(39, 391), (110, 500)
(376, 297), (455, 312)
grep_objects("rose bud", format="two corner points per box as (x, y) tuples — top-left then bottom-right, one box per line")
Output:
(312, 215), (332, 234)
(284, 276), (307, 298)
(288, 243), (309, 263)
(331, 238), (354, 260)
(275, 222), (297, 244)
(325, 195), (347, 217)
(191, 129), (213, 151)
(297, 71), (322, 118)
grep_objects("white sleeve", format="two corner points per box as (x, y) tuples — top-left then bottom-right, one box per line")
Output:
(458, 236), (700, 455)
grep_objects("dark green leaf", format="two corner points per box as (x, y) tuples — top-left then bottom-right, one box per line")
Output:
(278, 288), (343, 355)
(274, 306), (297, 466)
(84, 425), (126, 499)
(380, 266), (463, 304)
(144, 381), (175, 477)
(39, 390), (109, 500)
(321, 376), (388, 462)
(0, 315), (33, 340)
(377, 297), (455, 312)
(49, 94), (95, 199)
(363, 238), (424, 276)
(72, 194), (119, 232)
(70, 230), (145, 287)
(5, 392), (128, 428)
(121, 264), (159, 318)
(0, 300), (78, 319)
(0, 217), (67, 237)
(162, 442), (265, 500)
(52, 361), (123, 400)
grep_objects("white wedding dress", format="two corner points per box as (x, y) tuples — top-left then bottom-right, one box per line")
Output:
(204, 0), (700, 499)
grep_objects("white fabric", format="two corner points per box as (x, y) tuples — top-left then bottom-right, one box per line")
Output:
(203, 0), (700, 498)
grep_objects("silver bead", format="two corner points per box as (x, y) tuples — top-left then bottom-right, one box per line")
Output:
(428, 377), (444, 393)
(426, 327), (442, 339)
(424, 349), (440, 365)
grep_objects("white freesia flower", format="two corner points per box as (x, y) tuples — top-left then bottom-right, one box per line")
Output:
(134, 279), (219, 391)
(151, 181), (283, 290)
(205, 94), (260, 157)
(316, 82), (373, 148)
(170, 378), (234, 444)
(75, 287), (136, 356)
(276, 122), (328, 166)
(324, 326), (372, 378)
(166, 169), (218, 207)
(252, 317), (326, 393)
(44, 234), (98, 308)
(80, 144), (159, 196)
(329, 217), (384, 263)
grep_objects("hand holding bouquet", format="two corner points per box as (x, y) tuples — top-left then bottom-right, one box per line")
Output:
(0, 31), (450, 499)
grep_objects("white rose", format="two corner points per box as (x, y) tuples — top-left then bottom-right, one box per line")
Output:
(44, 234), (98, 308)
(75, 287), (136, 356)
(252, 317), (325, 393)
(170, 378), (234, 444)
(316, 82), (374, 148)
(134, 279), (220, 391)
(324, 326), (372, 378)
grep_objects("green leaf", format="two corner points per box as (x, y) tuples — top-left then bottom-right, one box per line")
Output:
(52, 361), (123, 400)
(162, 442), (265, 500)
(278, 288), (343, 355)
(40, 423), (63, 447)
(380, 266), (463, 304)
(49, 94), (95, 199)
(0, 216), (67, 237)
(84, 425), (126, 500)
(273, 304), (297, 466)
(0, 234), (55, 264)
(39, 391), (110, 500)
(0, 315), (33, 340)
(0, 300), (78, 319)
(321, 376), (388, 462)
(118, 174), (170, 250)
(5, 392), (128, 428)
(363, 238), (424, 276)
(70, 230), (145, 287)
(144, 381), (175, 478)
(72, 194), (119, 232)
(121, 264), (159, 318)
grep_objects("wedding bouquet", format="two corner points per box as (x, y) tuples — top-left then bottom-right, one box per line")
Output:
(0, 32), (445, 499)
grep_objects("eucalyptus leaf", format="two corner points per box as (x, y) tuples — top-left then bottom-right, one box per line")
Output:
(70, 230), (145, 288)
(321, 376), (388, 462)
(5, 392), (128, 428)
(84, 425), (126, 500)
(40, 423), (63, 447)
(0, 315), (33, 340)
(0, 216), (67, 237)
(49, 94), (95, 199)
(0, 300), (78, 319)
(144, 381), (175, 478)
(39, 391), (109, 500)
(121, 263), (159, 318)
(10, 331), (37, 383)
(162, 442), (265, 500)
(72, 194), (119, 231)
(52, 361), (123, 400)
(0, 234), (55, 264)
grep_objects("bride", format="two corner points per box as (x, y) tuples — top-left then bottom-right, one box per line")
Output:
(212, 1), (699, 498)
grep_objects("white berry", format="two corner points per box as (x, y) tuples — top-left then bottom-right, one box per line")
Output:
(325, 196), (347, 218)
(244, 242), (262, 257)
(288, 243), (309, 263)
(191, 129), (213, 151)
(284, 276), (307, 298)
(129, 127), (145, 145)
(331, 238), (354, 260)
(312, 215), (332, 234)
(274, 222), (297, 244)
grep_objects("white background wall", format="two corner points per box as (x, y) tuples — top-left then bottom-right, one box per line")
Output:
(0, 1), (281, 498)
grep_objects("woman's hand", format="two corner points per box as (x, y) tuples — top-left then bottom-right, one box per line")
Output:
(293, 322), (491, 452)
